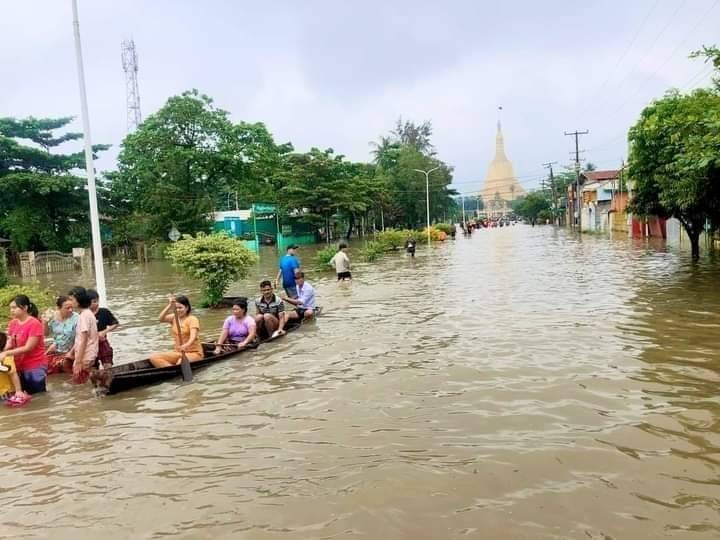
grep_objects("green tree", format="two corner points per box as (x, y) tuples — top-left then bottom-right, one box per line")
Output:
(221, 122), (293, 209)
(166, 232), (257, 307)
(112, 90), (236, 241)
(0, 116), (109, 251)
(628, 88), (720, 258)
(512, 191), (551, 225)
(277, 148), (351, 233)
(391, 118), (435, 155)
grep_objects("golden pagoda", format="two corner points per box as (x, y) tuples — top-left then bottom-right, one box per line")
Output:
(480, 122), (524, 216)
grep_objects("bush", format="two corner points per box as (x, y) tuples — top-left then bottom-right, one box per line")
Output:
(0, 283), (54, 329)
(423, 226), (445, 241)
(362, 241), (385, 262)
(315, 245), (337, 266)
(375, 229), (414, 250)
(166, 232), (258, 307)
(434, 223), (454, 235)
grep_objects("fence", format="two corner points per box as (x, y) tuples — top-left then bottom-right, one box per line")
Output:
(19, 249), (88, 277)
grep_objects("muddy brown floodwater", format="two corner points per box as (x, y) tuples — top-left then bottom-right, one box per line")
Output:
(2, 226), (720, 539)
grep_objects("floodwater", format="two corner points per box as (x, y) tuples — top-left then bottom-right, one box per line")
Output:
(2, 227), (720, 539)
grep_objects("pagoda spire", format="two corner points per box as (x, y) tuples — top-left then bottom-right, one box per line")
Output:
(494, 120), (507, 161)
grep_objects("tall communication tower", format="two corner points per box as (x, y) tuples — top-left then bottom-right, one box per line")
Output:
(121, 39), (142, 132)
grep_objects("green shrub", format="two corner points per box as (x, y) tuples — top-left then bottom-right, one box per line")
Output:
(166, 232), (257, 307)
(362, 241), (385, 262)
(315, 245), (337, 266)
(375, 229), (411, 250)
(434, 223), (454, 235)
(0, 283), (54, 329)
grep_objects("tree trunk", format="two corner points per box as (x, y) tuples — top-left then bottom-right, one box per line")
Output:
(688, 228), (701, 259)
(681, 219), (702, 259)
(345, 214), (355, 240)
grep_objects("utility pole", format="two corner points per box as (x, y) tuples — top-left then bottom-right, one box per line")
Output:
(542, 161), (559, 225)
(461, 195), (466, 224)
(564, 130), (589, 230)
(72, 0), (107, 305)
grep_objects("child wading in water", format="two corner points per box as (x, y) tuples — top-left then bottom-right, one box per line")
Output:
(0, 332), (27, 407)
(329, 242), (352, 281)
(68, 287), (99, 385)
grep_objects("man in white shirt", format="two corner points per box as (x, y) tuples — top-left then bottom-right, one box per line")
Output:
(283, 271), (316, 322)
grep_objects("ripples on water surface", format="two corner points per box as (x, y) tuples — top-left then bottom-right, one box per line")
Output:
(2, 226), (720, 539)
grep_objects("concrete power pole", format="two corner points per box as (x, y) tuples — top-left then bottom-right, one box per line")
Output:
(564, 130), (589, 230)
(542, 161), (559, 225)
(121, 39), (142, 132)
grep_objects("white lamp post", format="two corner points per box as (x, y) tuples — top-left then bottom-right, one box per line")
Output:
(71, 0), (107, 305)
(413, 166), (441, 247)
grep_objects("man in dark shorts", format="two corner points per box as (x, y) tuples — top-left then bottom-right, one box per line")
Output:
(329, 243), (352, 281)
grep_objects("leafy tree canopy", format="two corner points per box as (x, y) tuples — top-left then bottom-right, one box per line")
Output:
(0, 116), (109, 251)
(628, 87), (720, 257)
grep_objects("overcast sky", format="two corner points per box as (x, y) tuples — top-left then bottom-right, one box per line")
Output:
(1, 0), (717, 194)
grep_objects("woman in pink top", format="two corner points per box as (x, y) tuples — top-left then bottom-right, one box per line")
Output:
(0, 294), (47, 405)
(68, 286), (99, 385)
(214, 298), (257, 354)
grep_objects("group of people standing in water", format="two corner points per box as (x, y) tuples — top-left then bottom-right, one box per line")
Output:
(0, 286), (119, 407)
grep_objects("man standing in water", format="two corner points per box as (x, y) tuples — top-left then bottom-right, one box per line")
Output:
(329, 243), (352, 281)
(405, 237), (416, 258)
(275, 245), (300, 298)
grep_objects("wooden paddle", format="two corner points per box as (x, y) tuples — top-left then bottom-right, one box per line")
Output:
(172, 300), (193, 383)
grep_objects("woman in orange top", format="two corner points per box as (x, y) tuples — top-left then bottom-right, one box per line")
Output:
(149, 295), (204, 368)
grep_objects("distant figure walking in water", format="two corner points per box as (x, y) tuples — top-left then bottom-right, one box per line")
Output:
(405, 237), (416, 257)
(329, 243), (352, 281)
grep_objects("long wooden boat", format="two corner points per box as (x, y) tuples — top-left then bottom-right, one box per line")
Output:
(91, 309), (319, 396)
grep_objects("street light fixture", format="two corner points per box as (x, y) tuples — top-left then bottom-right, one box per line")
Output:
(413, 166), (441, 247)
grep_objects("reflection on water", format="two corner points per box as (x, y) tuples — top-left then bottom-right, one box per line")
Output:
(2, 229), (720, 539)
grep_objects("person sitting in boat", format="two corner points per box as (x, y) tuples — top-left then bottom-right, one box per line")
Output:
(45, 295), (78, 374)
(254, 280), (287, 338)
(87, 289), (119, 368)
(214, 298), (257, 355)
(284, 271), (316, 322)
(0, 295), (47, 405)
(149, 295), (204, 368)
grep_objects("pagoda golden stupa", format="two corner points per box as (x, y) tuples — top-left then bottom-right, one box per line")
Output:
(480, 122), (524, 216)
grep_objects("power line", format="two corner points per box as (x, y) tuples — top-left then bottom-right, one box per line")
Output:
(576, 0), (660, 118)
(578, 0), (690, 122)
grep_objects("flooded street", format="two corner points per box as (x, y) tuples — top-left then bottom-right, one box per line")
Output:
(2, 226), (720, 539)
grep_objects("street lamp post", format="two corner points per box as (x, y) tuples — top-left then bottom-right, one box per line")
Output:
(71, 0), (107, 305)
(413, 166), (441, 247)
